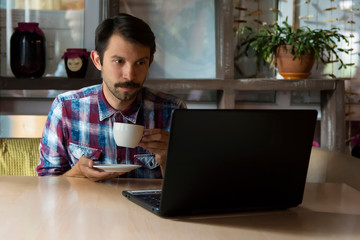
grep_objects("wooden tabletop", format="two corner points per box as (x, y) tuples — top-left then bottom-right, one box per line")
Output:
(0, 176), (359, 240)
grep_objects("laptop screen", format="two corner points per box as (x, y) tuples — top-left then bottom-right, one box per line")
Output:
(159, 109), (318, 216)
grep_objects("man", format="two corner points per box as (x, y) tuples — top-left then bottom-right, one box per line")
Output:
(37, 13), (186, 181)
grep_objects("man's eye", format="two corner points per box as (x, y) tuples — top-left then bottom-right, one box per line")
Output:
(114, 59), (123, 64)
(137, 60), (146, 65)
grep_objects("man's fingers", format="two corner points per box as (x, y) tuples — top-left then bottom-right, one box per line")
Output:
(141, 129), (169, 142)
(87, 168), (125, 181)
(142, 129), (164, 135)
(77, 156), (125, 181)
(87, 172), (123, 182)
(139, 141), (167, 150)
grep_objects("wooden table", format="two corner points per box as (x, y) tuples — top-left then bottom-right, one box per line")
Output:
(0, 176), (359, 240)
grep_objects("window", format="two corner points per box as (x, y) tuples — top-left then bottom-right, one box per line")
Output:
(118, 0), (216, 79)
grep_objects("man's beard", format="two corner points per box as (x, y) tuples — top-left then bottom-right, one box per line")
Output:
(110, 81), (142, 102)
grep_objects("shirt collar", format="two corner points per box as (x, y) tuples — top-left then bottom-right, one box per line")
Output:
(98, 86), (116, 121)
(119, 90), (142, 123)
(97, 84), (142, 123)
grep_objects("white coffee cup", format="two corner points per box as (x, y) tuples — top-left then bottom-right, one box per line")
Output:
(113, 122), (144, 148)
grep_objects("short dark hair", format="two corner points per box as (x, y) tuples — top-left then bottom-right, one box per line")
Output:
(95, 13), (156, 64)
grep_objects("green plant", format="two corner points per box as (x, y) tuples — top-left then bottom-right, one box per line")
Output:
(238, 17), (349, 70)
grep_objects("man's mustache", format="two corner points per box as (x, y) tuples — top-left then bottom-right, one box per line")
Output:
(115, 81), (141, 88)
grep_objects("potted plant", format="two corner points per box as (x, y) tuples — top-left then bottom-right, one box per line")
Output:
(238, 17), (349, 79)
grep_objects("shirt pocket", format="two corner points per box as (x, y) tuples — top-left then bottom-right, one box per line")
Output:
(68, 142), (103, 163)
(134, 153), (158, 169)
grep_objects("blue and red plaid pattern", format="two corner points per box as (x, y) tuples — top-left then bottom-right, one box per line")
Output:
(37, 84), (186, 178)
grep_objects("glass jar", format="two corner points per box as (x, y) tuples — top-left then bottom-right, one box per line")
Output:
(62, 48), (90, 78)
(10, 22), (46, 78)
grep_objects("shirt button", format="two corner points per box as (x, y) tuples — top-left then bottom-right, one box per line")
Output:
(117, 157), (121, 161)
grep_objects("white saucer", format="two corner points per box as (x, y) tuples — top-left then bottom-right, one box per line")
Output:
(93, 164), (141, 172)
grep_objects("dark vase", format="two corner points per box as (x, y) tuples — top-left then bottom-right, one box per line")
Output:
(10, 22), (46, 78)
(62, 48), (90, 78)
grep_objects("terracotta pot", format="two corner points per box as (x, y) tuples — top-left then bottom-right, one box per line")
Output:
(276, 45), (315, 79)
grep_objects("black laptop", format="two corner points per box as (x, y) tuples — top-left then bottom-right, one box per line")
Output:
(122, 109), (317, 217)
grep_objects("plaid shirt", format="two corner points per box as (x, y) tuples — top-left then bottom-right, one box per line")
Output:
(37, 84), (186, 178)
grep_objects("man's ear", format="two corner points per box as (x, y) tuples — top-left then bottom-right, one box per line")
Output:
(90, 50), (102, 71)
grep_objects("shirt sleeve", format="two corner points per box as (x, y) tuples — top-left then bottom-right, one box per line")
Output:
(36, 97), (71, 176)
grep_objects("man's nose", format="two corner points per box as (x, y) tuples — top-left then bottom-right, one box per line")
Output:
(123, 63), (136, 80)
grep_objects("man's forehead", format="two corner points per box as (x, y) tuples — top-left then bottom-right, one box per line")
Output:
(110, 54), (150, 61)
(106, 34), (150, 53)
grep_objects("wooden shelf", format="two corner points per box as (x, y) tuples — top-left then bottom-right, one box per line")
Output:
(0, 76), (336, 91)
(0, 77), (101, 90)
(0, 76), (345, 153)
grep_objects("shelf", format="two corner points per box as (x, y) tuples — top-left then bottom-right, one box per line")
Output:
(0, 77), (101, 90)
(0, 76), (337, 91)
(0, 76), (345, 153)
